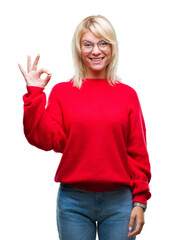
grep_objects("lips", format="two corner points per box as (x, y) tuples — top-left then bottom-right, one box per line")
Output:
(89, 57), (104, 64)
(89, 57), (104, 61)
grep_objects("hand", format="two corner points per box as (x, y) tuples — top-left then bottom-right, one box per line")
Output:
(18, 54), (52, 88)
(128, 206), (145, 237)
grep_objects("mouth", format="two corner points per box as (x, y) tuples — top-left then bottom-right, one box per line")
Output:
(89, 57), (104, 64)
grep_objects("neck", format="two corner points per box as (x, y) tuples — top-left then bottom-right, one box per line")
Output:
(85, 69), (106, 79)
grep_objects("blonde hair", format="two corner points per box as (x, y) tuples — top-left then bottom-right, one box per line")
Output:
(70, 15), (122, 89)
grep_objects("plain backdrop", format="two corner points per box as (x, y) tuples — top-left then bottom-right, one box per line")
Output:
(0, 0), (168, 239)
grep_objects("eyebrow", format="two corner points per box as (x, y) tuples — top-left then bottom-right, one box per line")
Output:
(82, 39), (105, 43)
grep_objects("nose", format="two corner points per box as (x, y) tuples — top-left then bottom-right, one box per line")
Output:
(91, 44), (102, 54)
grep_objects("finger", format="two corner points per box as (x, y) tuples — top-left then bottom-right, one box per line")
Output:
(38, 68), (51, 76)
(128, 222), (143, 237)
(43, 73), (52, 86)
(27, 55), (31, 73)
(128, 227), (142, 236)
(32, 54), (40, 71)
(128, 215), (135, 233)
(18, 63), (26, 78)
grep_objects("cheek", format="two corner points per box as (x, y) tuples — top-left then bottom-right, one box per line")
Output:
(106, 52), (112, 65)
(82, 55), (92, 68)
(81, 53), (89, 64)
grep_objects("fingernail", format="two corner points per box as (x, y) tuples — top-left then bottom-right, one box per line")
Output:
(129, 227), (132, 231)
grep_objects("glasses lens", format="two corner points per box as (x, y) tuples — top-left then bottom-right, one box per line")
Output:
(82, 41), (93, 52)
(98, 41), (109, 50)
(82, 40), (110, 52)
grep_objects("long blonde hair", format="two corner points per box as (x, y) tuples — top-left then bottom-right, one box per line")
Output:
(70, 15), (122, 89)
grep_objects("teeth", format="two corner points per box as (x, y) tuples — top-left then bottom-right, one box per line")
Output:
(91, 58), (103, 61)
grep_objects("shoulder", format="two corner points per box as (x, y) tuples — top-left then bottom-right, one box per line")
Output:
(118, 82), (139, 99)
(117, 82), (141, 107)
(50, 80), (72, 95)
(117, 82), (137, 95)
(48, 79), (74, 103)
(52, 80), (71, 90)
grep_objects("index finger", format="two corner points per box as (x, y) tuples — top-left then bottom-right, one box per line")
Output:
(32, 54), (40, 71)
(18, 63), (26, 78)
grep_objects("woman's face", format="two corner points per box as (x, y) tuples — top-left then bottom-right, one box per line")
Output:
(80, 30), (112, 79)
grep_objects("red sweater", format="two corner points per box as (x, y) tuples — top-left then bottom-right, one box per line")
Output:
(23, 78), (151, 204)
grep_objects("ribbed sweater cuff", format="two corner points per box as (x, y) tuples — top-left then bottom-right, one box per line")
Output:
(133, 192), (151, 204)
(26, 86), (44, 96)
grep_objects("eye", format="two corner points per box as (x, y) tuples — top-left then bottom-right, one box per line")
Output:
(100, 41), (108, 46)
(84, 42), (92, 47)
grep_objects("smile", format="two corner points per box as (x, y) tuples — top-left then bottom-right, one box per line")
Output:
(89, 57), (104, 64)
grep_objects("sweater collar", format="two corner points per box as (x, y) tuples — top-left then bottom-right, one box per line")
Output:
(83, 78), (108, 83)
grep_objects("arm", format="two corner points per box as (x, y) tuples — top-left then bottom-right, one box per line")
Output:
(19, 54), (67, 152)
(23, 85), (67, 152)
(127, 89), (151, 237)
(127, 90), (151, 205)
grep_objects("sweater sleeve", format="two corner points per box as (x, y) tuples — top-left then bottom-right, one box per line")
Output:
(22, 85), (67, 152)
(127, 90), (151, 204)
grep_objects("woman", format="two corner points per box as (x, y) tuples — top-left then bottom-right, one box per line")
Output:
(18, 15), (151, 240)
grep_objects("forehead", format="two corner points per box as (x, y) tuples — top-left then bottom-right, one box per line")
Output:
(81, 30), (102, 42)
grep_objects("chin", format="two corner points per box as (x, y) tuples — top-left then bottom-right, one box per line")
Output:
(89, 66), (105, 72)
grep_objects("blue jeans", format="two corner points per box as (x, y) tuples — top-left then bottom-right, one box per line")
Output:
(56, 183), (136, 240)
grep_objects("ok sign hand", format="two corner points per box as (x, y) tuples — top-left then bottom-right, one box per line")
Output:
(18, 54), (52, 88)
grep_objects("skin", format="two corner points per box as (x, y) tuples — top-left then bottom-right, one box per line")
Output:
(128, 206), (145, 237)
(81, 30), (112, 79)
(18, 54), (51, 88)
(18, 33), (145, 237)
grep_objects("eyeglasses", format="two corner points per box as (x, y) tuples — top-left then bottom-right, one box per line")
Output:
(81, 40), (111, 53)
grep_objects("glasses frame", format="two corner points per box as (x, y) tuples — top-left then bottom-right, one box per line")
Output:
(81, 39), (111, 53)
